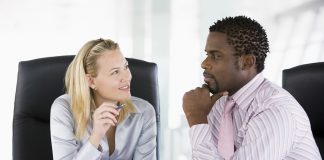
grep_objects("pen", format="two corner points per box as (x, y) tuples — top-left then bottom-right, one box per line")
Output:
(116, 104), (126, 110)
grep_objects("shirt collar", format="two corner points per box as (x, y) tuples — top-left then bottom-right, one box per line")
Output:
(230, 73), (265, 110)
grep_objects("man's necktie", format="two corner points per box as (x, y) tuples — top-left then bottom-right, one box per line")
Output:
(218, 97), (235, 160)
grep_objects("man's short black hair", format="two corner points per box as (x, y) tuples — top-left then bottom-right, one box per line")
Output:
(209, 16), (269, 73)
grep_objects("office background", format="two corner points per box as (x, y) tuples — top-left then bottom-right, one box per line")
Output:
(1, 0), (324, 159)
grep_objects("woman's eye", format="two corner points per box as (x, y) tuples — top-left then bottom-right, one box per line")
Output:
(111, 70), (119, 75)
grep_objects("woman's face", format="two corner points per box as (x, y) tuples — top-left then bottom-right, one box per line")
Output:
(89, 49), (132, 105)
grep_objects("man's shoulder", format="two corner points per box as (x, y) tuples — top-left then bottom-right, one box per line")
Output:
(255, 79), (302, 112)
(256, 79), (292, 101)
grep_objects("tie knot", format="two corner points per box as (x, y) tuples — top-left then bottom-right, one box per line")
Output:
(224, 98), (235, 114)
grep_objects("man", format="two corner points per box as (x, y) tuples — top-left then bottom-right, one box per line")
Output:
(182, 16), (321, 160)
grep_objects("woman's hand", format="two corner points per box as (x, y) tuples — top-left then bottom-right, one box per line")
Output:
(89, 102), (120, 148)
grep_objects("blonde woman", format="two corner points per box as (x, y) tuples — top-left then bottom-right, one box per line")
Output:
(50, 38), (157, 160)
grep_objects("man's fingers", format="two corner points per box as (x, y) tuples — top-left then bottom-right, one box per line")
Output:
(202, 84), (209, 89)
(210, 91), (228, 103)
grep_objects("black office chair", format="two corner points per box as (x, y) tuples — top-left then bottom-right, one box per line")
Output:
(13, 55), (160, 160)
(282, 62), (324, 157)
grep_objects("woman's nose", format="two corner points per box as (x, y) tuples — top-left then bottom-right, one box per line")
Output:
(121, 69), (132, 82)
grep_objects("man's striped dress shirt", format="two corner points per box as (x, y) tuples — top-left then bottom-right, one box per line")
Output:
(189, 74), (322, 160)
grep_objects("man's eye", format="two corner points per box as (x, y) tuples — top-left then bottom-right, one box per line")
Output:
(213, 54), (222, 59)
(206, 53), (213, 57)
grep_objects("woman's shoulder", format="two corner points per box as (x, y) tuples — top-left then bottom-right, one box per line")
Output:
(51, 94), (71, 114)
(131, 96), (155, 114)
(50, 94), (74, 128)
(53, 94), (70, 106)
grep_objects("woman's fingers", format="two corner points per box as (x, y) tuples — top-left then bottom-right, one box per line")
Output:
(91, 103), (121, 139)
(95, 103), (120, 116)
(97, 118), (116, 126)
(99, 112), (118, 123)
(92, 103), (120, 127)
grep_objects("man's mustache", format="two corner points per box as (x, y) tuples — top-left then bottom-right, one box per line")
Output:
(203, 71), (214, 79)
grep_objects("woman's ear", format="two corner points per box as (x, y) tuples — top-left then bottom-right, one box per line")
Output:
(86, 74), (96, 90)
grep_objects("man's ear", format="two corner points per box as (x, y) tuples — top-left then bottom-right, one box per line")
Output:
(86, 74), (96, 90)
(241, 54), (256, 70)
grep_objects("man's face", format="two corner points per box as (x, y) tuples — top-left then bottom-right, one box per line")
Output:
(202, 32), (242, 95)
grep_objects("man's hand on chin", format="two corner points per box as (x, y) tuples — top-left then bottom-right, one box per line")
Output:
(182, 84), (227, 127)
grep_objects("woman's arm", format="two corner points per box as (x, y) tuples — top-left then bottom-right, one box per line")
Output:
(50, 96), (102, 160)
(133, 104), (157, 160)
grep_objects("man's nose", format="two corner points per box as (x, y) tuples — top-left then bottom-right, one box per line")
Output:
(201, 58), (211, 70)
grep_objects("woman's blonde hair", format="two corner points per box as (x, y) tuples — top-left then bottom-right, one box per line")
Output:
(65, 38), (136, 139)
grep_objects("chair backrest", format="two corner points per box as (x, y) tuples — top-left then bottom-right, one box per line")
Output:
(13, 55), (160, 160)
(282, 62), (324, 157)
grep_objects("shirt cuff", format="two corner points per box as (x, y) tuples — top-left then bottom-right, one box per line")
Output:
(76, 141), (102, 159)
(189, 124), (211, 147)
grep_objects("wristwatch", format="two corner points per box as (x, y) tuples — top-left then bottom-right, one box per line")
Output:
(97, 144), (103, 152)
